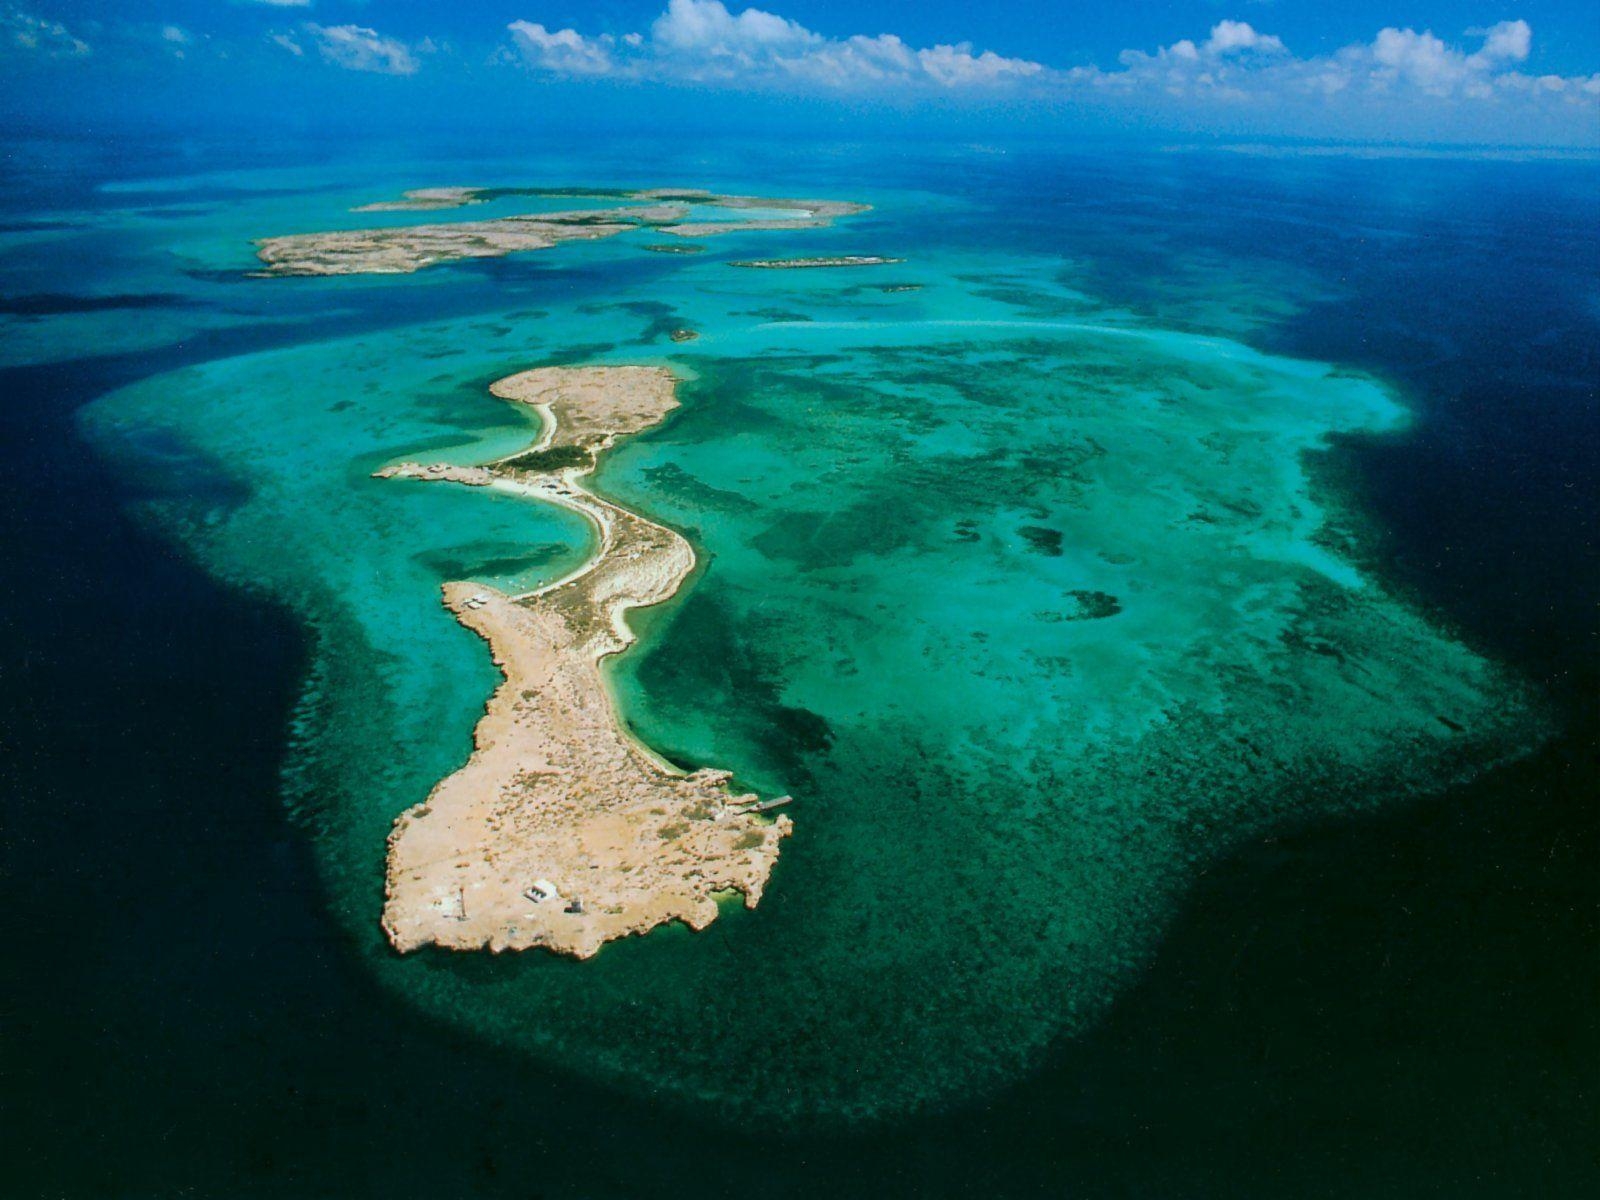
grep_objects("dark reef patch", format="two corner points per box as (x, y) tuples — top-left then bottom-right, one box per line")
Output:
(544, 342), (621, 366)
(639, 462), (760, 513)
(630, 588), (835, 787)
(0, 292), (195, 316)
(0, 218), (79, 233)
(1018, 526), (1064, 556)
(134, 206), (216, 220)
(741, 308), (814, 322)
(414, 543), (574, 580)
(1063, 590), (1122, 620)
(181, 268), (253, 285)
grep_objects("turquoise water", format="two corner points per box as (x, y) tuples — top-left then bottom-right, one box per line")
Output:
(60, 151), (1549, 1121)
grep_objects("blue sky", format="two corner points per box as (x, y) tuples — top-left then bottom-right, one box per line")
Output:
(3, 1), (1598, 145)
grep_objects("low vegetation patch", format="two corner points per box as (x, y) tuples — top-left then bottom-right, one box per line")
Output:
(499, 444), (594, 472)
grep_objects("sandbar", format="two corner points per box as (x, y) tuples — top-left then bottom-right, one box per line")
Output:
(351, 186), (490, 213)
(378, 366), (792, 958)
(657, 197), (869, 239)
(730, 255), (904, 269)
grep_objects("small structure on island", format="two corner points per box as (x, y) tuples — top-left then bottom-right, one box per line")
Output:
(524, 878), (561, 904)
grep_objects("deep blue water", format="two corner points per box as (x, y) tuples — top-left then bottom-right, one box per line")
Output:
(1, 135), (1595, 1197)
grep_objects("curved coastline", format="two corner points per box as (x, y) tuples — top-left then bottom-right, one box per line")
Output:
(377, 365), (792, 958)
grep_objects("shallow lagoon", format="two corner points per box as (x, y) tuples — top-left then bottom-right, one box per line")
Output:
(74, 159), (1547, 1118)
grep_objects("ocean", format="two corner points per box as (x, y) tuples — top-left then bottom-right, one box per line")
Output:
(2, 132), (1595, 1196)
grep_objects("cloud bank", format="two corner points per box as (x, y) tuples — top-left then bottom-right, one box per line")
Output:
(508, 0), (1043, 90)
(7, 1), (1589, 145)
(502, 4), (1599, 123)
(1084, 18), (1596, 106)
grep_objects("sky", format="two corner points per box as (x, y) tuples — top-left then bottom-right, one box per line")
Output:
(2, 1), (1598, 146)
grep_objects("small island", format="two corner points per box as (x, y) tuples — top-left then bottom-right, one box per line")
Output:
(255, 186), (870, 276)
(730, 255), (904, 269)
(378, 366), (792, 958)
(351, 186), (490, 213)
(253, 205), (687, 277)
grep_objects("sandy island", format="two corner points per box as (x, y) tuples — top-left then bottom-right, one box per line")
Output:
(378, 366), (792, 958)
(253, 206), (687, 277)
(730, 255), (904, 269)
(254, 187), (869, 276)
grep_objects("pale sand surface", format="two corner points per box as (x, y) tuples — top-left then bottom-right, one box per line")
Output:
(253, 207), (686, 277)
(351, 186), (489, 213)
(660, 196), (870, 238)
(379, 367), (791, 958)
(730, 256), (905, 269)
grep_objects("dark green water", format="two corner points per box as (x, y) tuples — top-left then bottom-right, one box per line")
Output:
(2, 136), (1595, 1195)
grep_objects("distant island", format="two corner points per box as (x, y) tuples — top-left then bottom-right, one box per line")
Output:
(253, 186), (869, 276)
(730, 256), (904, 269)
(377, 366), (792, 958)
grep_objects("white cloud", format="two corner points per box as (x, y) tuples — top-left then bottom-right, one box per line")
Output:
(652, 0), (815, 57)
(1080, 18), (1597, 110)
(1204, 20), (1285, 56)
(244, 0), (313, 8)
(507, 21), (614, 76)
(269, 30), (303, 57)
(497, 5), (1595, 121)
(918, 42), (1043, 87)
(505, 0), (1042, 90)
(1474, 19), (1532, 64)
(305, 22), (418, 75)
(1368, 28), (1479, 95)
(2, 7), (90, 57)
(1103, 23), (1292, 100)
